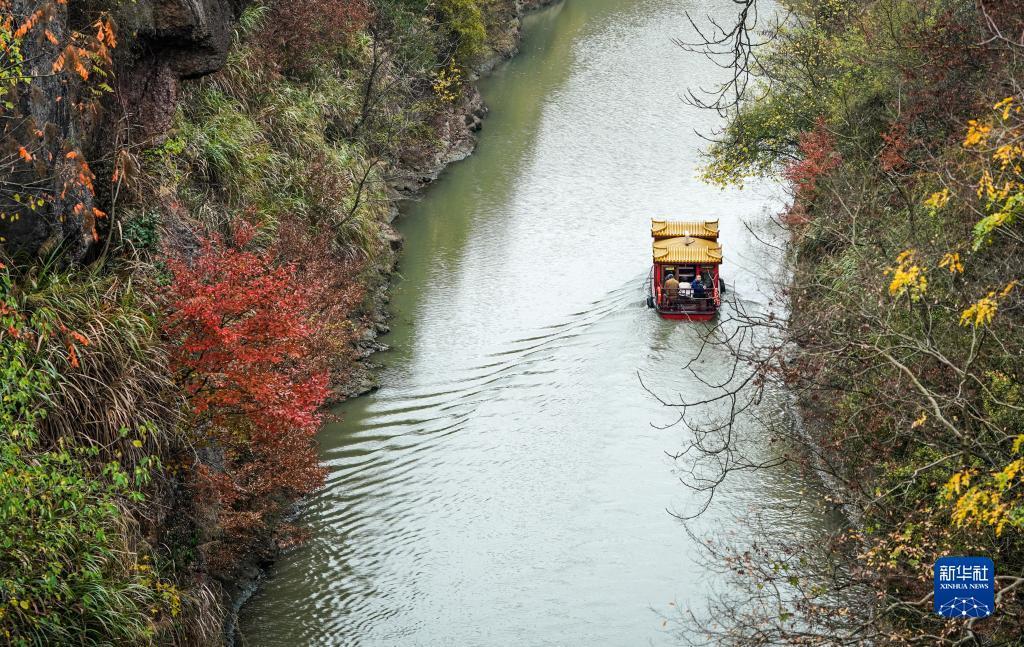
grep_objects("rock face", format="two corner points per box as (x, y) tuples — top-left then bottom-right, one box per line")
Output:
(0, 0), (249, 262)
(3, 1), (92, 262)
(116, 0), (249, 138)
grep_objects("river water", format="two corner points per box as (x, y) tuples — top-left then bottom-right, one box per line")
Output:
(240, 0), (827, 644)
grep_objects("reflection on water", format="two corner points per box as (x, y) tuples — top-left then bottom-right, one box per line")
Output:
(240, 0), (823, 645)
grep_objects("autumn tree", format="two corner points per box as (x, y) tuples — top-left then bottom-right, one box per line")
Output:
(667, 0), (1024, 643)
(163, 225), (329, 562)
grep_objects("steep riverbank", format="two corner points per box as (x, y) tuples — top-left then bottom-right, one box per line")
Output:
(226, 0), (565, 634)
(339, 0), (564, 402)
(0, 1), (563, 644)
(688, 0), (1024, 642)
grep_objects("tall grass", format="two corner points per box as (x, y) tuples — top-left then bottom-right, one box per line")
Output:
(16, 265), (177, 463)
(154, 35), (386, 261)
(0, 268), (210, 646)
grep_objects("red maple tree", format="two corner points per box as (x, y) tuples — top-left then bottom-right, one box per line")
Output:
(163, 225), (329, 548)
(783, 119), (843, 198)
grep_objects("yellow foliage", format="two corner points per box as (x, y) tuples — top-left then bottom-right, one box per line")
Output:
(923, 188), (950, 213)
(959, 280), (1017, 327)
(963, 119), (992, 147)
(946, 472), (1020, 537)
(950, 487), (1010, 535)
(887, 249), (927, 301)
(993, 143), (1024, 171)
(961, 102), (1024, 250)
(945, 436), (1024, 537)
(995, 458), (1024, 490)
(994, 96), (1020, 121)
(432, 61), (462, 104)
(1013, 435), (1024, 454)
(938, 252), (963, 274)
(983, 209), (1011, 229)
(942, 469), (973, 499)
(960, 293), (998, 327)
(975, 170), (1015, 202)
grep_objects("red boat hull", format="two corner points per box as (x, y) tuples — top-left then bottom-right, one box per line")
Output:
(655, 309), (716, 321)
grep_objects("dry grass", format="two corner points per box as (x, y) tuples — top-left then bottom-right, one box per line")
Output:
(21, 266), (180, 462)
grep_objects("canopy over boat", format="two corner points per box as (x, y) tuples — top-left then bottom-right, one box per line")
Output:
(650, 219), (719, 241)
(648, 219), (723, 320)
(652, 235), (723, 264)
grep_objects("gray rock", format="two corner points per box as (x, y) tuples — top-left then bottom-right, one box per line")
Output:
(0, 0), (252, 262)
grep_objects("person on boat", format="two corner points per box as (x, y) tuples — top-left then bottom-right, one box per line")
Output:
(663, 273), (680, 302)
(691, 275), (707, 299)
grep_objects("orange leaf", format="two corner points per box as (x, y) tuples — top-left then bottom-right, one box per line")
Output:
(13, 11), (41, 39)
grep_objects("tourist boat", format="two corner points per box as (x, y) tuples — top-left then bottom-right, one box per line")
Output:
(646, 219), (723, 321)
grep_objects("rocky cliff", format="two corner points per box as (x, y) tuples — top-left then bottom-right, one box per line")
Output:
(3, 0), (249, 262)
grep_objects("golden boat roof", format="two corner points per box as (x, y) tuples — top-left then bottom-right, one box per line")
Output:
(651, 219), (719, 240)
(653, 235), (723, 264)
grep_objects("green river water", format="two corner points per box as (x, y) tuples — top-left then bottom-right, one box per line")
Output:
(240, 0), (828, 644)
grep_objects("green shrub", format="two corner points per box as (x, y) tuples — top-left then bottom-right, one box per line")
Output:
(121, 211), (161, 254)
(436, 0), (488, 64)
(0, 272), (180, 646)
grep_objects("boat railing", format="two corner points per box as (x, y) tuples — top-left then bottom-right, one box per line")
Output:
(648, 271), (722, 311)
(658, 294), (716, 307)
(664, 287), (712, 300)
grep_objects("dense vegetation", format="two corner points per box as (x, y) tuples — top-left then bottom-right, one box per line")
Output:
(0, 0), (520, 643)
(17, 0), (1023, 643)
(682, 0), (1024, 642)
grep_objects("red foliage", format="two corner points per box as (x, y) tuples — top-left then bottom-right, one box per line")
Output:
(781, 201), (810, 228)
(783, 119), (843, 198)
(275, 222), (366, 378)
(163, 225), (329, 543)
(261, 0), (372, 75)
(879, 120), (910, 173)
(164, 226), (328, 439)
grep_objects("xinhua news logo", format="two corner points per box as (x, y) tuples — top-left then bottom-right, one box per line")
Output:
(934, 556), (995, 618)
